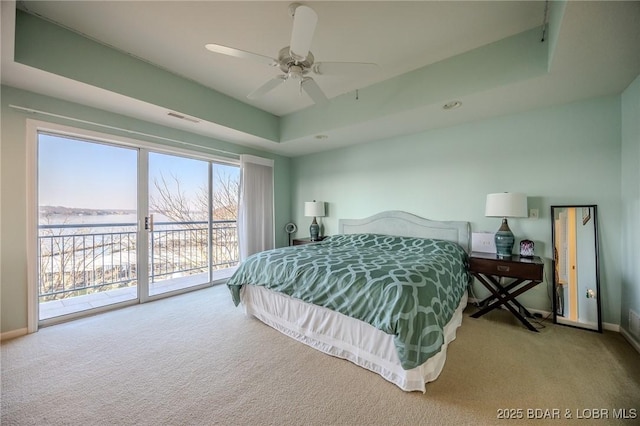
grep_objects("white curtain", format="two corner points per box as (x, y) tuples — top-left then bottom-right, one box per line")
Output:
(238, 155), (275, 261)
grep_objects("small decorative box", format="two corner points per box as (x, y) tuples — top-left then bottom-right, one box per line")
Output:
(520, 240), (534, 257)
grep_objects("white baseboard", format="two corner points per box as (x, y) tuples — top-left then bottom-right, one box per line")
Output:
(603, 322), (619, 332)
(1, 327), (28, 342)
(620, 327), (640, 355)
(467, 297), (553, 318)
(526, 307), (552, 319)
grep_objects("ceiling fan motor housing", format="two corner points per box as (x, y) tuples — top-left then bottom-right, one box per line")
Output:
(279, 46), (314, 75)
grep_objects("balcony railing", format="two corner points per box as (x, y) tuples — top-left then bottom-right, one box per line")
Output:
(38, 220), (238, 302)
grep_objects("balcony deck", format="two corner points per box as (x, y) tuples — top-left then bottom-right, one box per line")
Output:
(39, 268), (236, 320)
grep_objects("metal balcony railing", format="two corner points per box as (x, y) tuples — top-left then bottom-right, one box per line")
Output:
(38, 220), (238, 302)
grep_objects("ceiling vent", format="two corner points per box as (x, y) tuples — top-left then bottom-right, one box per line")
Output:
(167, 112), (201, 124)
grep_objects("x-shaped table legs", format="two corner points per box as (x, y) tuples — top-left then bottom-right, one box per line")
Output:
(470, 273), (541, 332)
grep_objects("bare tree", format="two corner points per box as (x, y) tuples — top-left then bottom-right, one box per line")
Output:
(149, 169), (240, 277)
(150, 169), (239, 220)
(212, 170), (239, 220)
(39, 214), (136, 301)
(151, 172), (207, 222)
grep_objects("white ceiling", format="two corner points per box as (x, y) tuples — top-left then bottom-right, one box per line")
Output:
(2, 1), (640, 157)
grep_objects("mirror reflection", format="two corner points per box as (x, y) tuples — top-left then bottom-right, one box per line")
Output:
(551, 205), (602, 332)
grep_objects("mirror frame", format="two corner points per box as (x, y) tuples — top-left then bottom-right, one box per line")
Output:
(550, 205), (602, 332)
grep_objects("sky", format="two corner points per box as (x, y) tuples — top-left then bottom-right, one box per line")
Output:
(38, 133), (238, 211)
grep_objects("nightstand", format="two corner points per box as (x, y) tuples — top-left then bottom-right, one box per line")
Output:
(468, 252), (544, 332)
(292, 237), (326, 246)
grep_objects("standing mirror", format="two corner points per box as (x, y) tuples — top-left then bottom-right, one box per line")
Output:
(551, 205), (602, 332)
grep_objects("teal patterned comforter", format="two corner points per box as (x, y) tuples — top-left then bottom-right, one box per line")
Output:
(227, 234), (470, 370)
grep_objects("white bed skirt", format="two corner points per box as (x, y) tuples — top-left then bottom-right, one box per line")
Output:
(240, 285), (467, 393)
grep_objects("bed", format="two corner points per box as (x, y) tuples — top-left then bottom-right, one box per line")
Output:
(227, 211), (471, 392)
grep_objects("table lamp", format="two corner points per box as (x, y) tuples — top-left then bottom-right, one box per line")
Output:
(485, 192), (527, 258)
(304, 200), (325, 241)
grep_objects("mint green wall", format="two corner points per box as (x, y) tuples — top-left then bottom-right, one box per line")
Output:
(621, 75), (640, 339)
(0, 85), (291, 334)
(291, 96), (622, 324)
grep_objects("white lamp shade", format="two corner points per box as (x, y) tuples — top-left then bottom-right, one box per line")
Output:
(304, 201), (325, 217)
(485, 193), (527, 218)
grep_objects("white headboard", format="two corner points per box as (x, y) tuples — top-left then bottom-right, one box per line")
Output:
(339, 210), (471, 253)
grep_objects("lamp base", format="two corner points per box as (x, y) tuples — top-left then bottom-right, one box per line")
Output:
(309, 217), (320, 241)
(494, 218), (514, 258)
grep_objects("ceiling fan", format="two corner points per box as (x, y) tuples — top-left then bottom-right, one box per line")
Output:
(205, 3), (378, 106)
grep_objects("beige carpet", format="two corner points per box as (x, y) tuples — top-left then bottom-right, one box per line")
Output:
(2, 285), (639, 426)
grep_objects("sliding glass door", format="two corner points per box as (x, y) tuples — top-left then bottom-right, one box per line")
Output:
(35, 126), (240, 323)
(148, 152), (211, 296)
(38, 133), (139, 320)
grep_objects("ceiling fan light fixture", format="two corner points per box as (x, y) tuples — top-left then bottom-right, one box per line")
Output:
(288, 65), (304, 80)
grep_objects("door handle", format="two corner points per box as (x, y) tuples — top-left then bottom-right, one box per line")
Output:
(497, 265), (510, 272)
(144, 215), (154, 232)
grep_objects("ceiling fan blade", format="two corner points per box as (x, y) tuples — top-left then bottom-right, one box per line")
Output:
(289, 5), (318, 61)
(247, 76), (286, 99)
(301, 78), (328, 106)
(312, 62), (379, 76)
(205, 43), (277, 67)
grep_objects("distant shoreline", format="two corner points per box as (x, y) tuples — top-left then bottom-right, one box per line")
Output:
(39, 206), (136, 217)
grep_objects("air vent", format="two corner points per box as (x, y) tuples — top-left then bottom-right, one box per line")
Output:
(443, 100), (462, 110)
(167, 112), (200, 124)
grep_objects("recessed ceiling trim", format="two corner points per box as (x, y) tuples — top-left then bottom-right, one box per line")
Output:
(8, 103), (240, 158)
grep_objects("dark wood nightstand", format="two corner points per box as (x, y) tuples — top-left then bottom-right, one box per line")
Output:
(468, 252), (544, 332)
(292, 237), (326, 246)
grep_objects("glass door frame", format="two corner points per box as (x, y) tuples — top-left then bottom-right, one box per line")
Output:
(27, 119), (238, 331)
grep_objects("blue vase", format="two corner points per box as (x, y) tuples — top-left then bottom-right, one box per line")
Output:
(494, 218), (514, 258)
(309, 217), (320, 241)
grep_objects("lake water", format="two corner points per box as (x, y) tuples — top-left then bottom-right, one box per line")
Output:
(41, 213), (182, 226)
